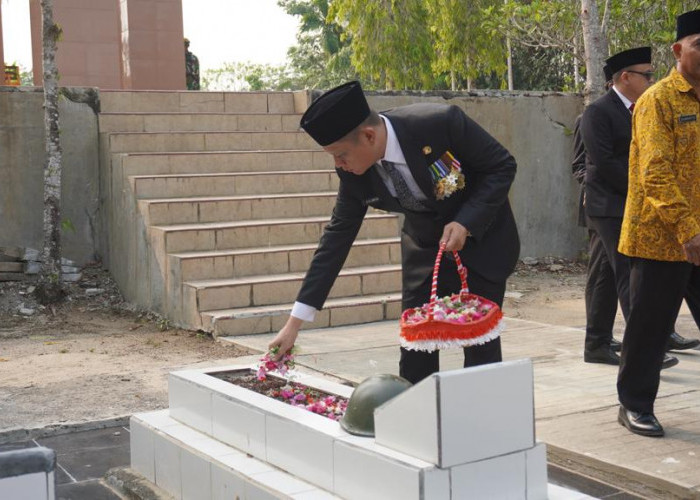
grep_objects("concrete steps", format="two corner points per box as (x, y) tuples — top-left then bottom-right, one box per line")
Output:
(100, 89), (307, 114)
(150, 214), (398, 253)
(99, 112), (303, 133)
(130, 170), (339, 198)
(118, 150), (334, 177)
(137, 192), (339, 225)
(206, 293), (403, 336)
(108, 130), (318, 153)
(102, 90), (403, 336)
(188, 264), (401, 312)
(169, 238), (401, 281)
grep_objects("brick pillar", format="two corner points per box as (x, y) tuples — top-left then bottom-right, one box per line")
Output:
(28, 0), (184, 89)
(30, 0), (123, 88)
(119, 0), (186, 90)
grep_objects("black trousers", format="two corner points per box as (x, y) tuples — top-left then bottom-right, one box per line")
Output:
(618, 258), (700, 413)
(586, 216), (631, 320)
(399, 238), (505, 384)
(584, 226), (619, 350)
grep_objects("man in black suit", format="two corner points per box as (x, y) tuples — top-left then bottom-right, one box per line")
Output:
(580, 48), (698, 367)
(269, 81), (520, 384)
(572, 66), (623, 361)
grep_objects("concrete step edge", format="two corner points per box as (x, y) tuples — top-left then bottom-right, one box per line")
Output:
(151, 213), (397, 232)
(169, 238), (400, 259)
(100, 111), (303, 116)
(138, 191), (338, 204)
(204, 293), (403, 320)
(108, 130), (310, 137)
(184, 264), (402, 289)
(130, 169), (334, 180)
(117, 149), (322, 157)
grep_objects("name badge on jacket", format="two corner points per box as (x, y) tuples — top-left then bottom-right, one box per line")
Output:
(679, 114), (697, 124)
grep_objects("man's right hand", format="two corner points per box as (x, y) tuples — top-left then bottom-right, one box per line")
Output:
(683, 233), (700, 266)
(269, 316), (302, 360)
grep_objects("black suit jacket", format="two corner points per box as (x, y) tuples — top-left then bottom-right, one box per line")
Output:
(297, 103), (520, 310)
(580, 89), (631, 218)
(571, 114), (586, 227)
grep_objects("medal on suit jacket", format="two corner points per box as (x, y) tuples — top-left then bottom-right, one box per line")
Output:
(428, 150), (465, 200)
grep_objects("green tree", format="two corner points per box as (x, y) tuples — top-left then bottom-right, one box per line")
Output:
(330, 0), (434, 89)
(604, 0), (697, 76)
(279, 0), (356, 88)
(427, 0), (507, 90)
(201, 62), (295, 91)
(492, 0), (697, 94)
(493, 0), (583, 91)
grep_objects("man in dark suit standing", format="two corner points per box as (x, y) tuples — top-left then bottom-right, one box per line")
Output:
(269, 81), (520, 384)
(573, 66), (623, 362)
(581, 48), (697, 367)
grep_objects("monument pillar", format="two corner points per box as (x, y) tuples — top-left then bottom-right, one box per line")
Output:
(119, 0), (185, 89)
(28, 0), (185, 90)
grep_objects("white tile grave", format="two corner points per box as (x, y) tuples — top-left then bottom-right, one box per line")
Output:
(130, 359), (581, 499)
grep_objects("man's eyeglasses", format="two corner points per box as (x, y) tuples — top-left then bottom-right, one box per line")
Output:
(626, 70), (655, 82)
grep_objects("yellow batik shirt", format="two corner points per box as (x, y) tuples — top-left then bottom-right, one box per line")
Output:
(619, 68), (700, 262)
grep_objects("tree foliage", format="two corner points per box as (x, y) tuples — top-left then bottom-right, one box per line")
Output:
(428, 0), (507, 90)
(204, 0), (696, 92)
(493, 0), (695, 94)
(202, 61), (295, 91)
(279, 0), (356, 88)
(330, 0), (434, 89)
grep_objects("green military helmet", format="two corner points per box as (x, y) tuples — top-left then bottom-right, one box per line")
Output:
(340, 374), (412, 437)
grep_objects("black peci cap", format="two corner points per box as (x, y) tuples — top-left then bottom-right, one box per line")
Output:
(603, 64), (612, 82)
(677, 9), (700, 42)
(300, 81), (371, 146)
(605, 47), (652, 75)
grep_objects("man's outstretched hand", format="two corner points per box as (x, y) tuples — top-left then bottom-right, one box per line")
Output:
(268, 316), (302, 361)
(440, 221), (470, 252)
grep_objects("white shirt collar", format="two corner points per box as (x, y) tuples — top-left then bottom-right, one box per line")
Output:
(612, 85), (634, 110)
(379, 115), (407, 165)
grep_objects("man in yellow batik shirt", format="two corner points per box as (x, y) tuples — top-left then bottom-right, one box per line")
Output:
(617, 9), (700, 437)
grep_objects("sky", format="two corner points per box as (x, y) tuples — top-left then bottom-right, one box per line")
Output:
(1, 0), (299, 72)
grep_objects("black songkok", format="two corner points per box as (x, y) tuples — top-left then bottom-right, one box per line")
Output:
(676, 9), (700, 42)
(605, 47), (652, 75)
(300, 81), (371, 146)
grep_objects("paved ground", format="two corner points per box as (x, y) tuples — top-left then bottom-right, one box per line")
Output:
(222, 311), (700, 500)
(1, 424), (641, 500)
(1, 309), (697, 499)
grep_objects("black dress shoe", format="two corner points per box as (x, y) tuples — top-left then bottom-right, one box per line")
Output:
(666, 332), (700, 351)
(584, 345), (620, 365)
(662, 353), (679, 370)
(610, 338), (622, 352)
(618, 406), (664, 437)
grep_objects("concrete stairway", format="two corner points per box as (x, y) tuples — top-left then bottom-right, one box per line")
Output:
(100, 90), (402, 337)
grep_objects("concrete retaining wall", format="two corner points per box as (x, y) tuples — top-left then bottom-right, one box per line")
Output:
(365, 90), (585, 259)
(0, 88), (585, 272)
(0, 87), (100, 266)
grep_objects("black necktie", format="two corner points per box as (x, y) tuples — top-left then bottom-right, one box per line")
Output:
(381, 160), (428, 212)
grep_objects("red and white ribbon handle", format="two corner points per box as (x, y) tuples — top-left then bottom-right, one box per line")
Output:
(428, 241), (469, 320)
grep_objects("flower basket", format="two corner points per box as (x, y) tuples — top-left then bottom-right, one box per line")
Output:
(400, 242), (504, 352)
